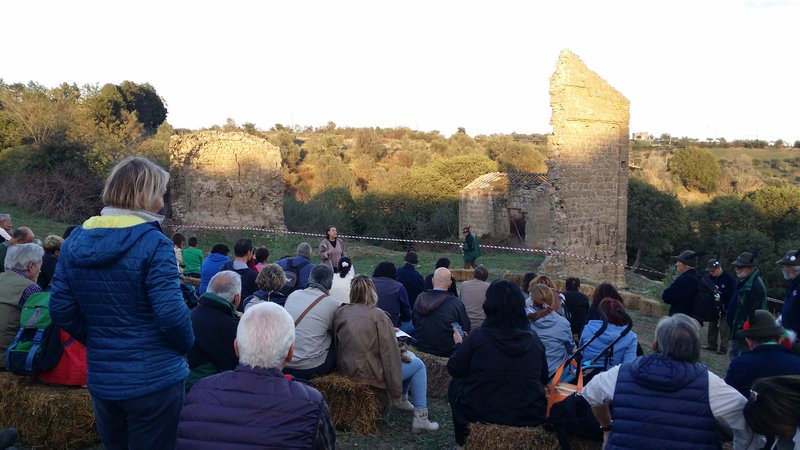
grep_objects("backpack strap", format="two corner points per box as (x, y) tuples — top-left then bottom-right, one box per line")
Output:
(25, 328), (45, 372)
(295, 294), (327, 327)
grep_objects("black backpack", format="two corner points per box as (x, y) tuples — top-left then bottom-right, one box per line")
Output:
(545, 392), (603, 449)
(280, 258), (310, 296)
(4, 292), (64, 375)
(691, 276), (721, 322)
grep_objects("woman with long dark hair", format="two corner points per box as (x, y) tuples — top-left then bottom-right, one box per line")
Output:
(319, 225), (346, 272)
(448, 280), (549, 449)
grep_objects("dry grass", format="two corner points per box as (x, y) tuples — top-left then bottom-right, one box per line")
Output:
(0, 372), (97, 449)
(408, 348), (451, 399)
(466, 423), (601, 450)
(311, 373), (389, 435)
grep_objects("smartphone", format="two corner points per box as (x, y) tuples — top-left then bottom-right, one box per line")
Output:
(452, 322), (465, 338)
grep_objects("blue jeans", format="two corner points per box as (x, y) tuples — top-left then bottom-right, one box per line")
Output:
(91, 381), (185, 450)
(400, 320), (415, 335)
(401, 351), (427, 409)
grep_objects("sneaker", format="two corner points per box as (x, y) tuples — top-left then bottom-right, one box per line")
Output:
(702, 345), (716, 351)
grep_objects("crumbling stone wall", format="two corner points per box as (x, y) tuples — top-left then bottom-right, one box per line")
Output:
(537, 50), (629, 285)
(168, 131), (286, 230)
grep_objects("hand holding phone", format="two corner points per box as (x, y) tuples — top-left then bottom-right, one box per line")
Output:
(452, 322), (465, 337)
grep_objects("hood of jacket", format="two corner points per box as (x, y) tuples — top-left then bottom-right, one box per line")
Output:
(205, 253), (231, 265)
(482, 326), (539, 358)
(629, 353), (706, 392)
(528, 306), (560, 329)
(414, 289), (454, 315)
(65, 212), (164, 269)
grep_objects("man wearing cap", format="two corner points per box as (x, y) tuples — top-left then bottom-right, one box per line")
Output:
(705, 259), (735, 355)
(726, 252), (767, 359)
(462, 226), (481, 270)
(724, 310), (800, 397)
(397, 251), (425, 310)
(662, 250), (701, 316)
(776, 250), (800, 336)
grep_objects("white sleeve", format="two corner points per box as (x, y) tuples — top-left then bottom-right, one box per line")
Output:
(580, 364), (620, 406)
(707, 372), (765, 450)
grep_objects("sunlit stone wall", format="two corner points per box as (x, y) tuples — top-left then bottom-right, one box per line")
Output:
(168, 131), (286, 230)
(537, 50), (629, 285)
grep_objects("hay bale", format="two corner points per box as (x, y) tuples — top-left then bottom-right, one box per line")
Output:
(466, 423), (601, 450)
(183, 276), (200, 288)
(311, 373), (388, 435)
(503, 273), (525, 289)
(637, 297), (666, 318)
(408, 348), (451, 398)
(451, 269), (473, 282)
(0, 372), (97, 449)
(621, 292), (642, 311)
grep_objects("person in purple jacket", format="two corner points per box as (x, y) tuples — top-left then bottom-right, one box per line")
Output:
(50, 157), (194, 450)
(177, 302), (336, 450)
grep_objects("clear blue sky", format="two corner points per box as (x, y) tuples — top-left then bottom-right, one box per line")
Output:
(3, 0), (798, 142)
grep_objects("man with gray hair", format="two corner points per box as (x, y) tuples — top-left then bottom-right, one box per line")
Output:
(277, 242), (315, 295)
(186, 271), (242, 392)
(177, 302), (335, 449)
(0, 227), (35, 274)
(0, 243), (44, 366)
(0, 214), (12, 242)
(583, 314), (763, 450)
(283, 264), (339, 379)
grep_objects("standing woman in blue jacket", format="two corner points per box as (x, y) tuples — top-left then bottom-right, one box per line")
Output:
(50, 157), (195, 450)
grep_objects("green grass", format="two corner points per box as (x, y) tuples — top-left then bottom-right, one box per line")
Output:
(0, 204), (73, 239)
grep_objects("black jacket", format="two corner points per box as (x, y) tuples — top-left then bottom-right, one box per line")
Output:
(662, 268), (700, 316)
(448, 325), (548, 427)
(187, 293), (240, 385)
(412, 289), (470, 357)
(562, 289), (590, 335)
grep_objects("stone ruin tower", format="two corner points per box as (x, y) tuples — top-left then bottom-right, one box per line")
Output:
(536, 50), (629, 285)
(168, 131), (286, 231)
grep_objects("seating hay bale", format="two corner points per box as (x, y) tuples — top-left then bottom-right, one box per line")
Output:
(0, 371), (98, 450)
(635, 297), (666, 318)
(408, 347), (450, 398)
(466, 423), (601, 450)
(502, 273), (525, 289)
(311, 373), (388, 435)
(451, 269), (473, 282)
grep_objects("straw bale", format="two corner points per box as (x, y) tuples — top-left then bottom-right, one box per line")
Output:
(466, 423), (601, 450)
(636, 297), (666, 319)
(311, 373), (388, 435)
(0, 372), (97, 449)
(183, 276), (200, 288)
(503, 273), (526, 289)
(408, 347), (451, 398)
(621, 292), (642, 311)
(451, 269), (473, 282)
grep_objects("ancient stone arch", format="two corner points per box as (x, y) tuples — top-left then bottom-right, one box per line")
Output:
(459, 50), (629, 285)
(168, 131), (286, 230)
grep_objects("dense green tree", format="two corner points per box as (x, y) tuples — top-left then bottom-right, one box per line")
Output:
(85, 81), (166, 134)
(745, 186), (800, 218)
(626, 177), (688, 268)
(668, 146), (720, 192)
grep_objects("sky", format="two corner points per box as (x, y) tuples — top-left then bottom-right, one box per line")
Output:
(3, 0), (798, 142)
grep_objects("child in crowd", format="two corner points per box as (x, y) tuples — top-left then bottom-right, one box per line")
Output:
(182, 237), (204, 278)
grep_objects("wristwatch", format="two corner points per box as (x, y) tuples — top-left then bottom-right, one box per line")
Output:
(600, 423), (613, 432)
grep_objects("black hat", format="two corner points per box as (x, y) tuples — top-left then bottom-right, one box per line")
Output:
(705, 259), (721, 272)
(404, 251), (419, 265)
(463, 226), (471, 233)
(776, 250), (800, 266)
(671, 250), (697, 266)
(732, 252), (757, 268)
(738, 310), (784, 339)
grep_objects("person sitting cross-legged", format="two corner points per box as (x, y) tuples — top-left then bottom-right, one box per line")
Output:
(177, 302), (336, 450)
(186, 271), (242, 392)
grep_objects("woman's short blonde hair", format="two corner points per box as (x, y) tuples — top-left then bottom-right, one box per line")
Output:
(531, 275), (555, 290)
(350, 275), (378, 307)
(256, 264), (287, 292)
(530, 284), (554, 307)
(43, 235), (64, 253)
(102, 156), (169, 210)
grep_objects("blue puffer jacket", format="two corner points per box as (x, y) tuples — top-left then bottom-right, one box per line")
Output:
(608, 354), (717, 450)
(50, 212), (194, 401)
(579, 320), (638, 368)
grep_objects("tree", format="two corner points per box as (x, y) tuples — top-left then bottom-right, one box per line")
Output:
(626, 177), (687, 268)
(745, 186), (800, 218)
(668, 146), (720, 192)
(774, 139), (785, 148)
(794, 140), (800, 149)
(85, 81), (166, 134)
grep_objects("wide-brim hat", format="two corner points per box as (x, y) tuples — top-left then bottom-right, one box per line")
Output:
(732, 252), (756, 268)
(671, 250), (697, 266)
(776, 250), (800, 266)
(404, 251), (419, 265)
(739, 310), (784, 338)
(463, 226), (471, 233)
(705, 259), (721, 272)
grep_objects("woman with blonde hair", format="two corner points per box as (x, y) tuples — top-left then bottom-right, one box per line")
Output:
(334, 275), (439, 433)
(529, 275), (565, 315)
(527, 284), (574, 377)
(50, 156), (194, 450)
